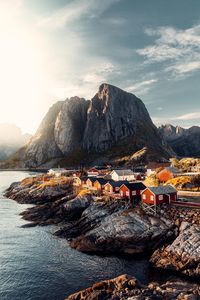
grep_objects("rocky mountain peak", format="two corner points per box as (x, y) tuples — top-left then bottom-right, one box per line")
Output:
(10, 84), (173, 167)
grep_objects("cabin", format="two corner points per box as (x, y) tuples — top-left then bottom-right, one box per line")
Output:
(110, 169), (136, 181)
(87, 166), (109, 177)
(87, 167), (100, 177)
(104, 180), (129, 194)
(93, 178), (108, 191)
(86, 177), (97, 188)
(141, 185), (177, 206)
(119, 182), (146, 200)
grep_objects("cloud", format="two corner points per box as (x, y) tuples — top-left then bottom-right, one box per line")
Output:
(126, 79), (157, 95)
(176, 112), (200, 121)
(152, 112), (200, 127)
(137, 24), (200, 77)
(38, 0), (120, 29)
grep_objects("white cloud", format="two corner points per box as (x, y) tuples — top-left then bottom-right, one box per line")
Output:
(176, 112), (200, 121)
(137, 24), (200, 77)
(126, 79), (157, 95)
(38, 0), (120, 29)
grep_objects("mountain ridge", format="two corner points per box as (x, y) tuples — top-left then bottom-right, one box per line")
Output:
(4, 84), (174, 168)
(159, 124), (200, 157)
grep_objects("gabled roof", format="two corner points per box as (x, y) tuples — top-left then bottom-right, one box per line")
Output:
(121, 182), (146, 191)
(94, 178), (108, 185)
(86, 177), (98, 183)
(105, 180), (129, 187)
(111, 169), (134, 176)
(144, 185), (177, 195)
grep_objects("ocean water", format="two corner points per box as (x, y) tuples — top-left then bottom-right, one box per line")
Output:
(0, 171), (149, 300)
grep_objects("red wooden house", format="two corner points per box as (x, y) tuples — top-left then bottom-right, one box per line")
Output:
(141, 185), (177, 205)
(104, 180), (129, 194)
(119, 182), (146, 200)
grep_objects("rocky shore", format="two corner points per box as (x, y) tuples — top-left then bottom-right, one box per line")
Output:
(65, 274), (200, 300)
(4, 174), (200, 297)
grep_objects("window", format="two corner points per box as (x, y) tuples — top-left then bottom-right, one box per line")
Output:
(132, 191), (136, 196)
(126, 191), (129, 197)
(159, 195), (163, 200)
(143, 194), (146, 200)
(120, 190), (123, 196)
(150, 195), (154, 201)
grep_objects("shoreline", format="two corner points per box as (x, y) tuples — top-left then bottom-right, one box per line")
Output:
(4, 173), (200, 299)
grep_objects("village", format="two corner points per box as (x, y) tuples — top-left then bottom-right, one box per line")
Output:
(47, 159), (200, 214)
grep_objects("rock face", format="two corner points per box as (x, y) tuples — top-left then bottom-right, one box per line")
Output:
(57, 202), (174, 255)
(159, 124), (200, 157)
(55, 97), (89, 155)
(151, 222), (200, 277)
(11, 83), (173, 167)
(66, 274), (200, 300)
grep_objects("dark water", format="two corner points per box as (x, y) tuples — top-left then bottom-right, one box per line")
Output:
(0, 171), (149, 300)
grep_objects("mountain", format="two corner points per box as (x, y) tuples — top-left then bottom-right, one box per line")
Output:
(0, 124), (31, 160)
(159, 124), (200, 157)
(5, 84), (173, 168)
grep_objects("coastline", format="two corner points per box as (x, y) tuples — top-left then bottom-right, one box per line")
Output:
(4, 173), (200, 299)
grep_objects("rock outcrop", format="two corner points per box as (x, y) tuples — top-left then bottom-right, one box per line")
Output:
(65, 274), (200, 300)
(159, 124), (200, 157)
(9, 84), (173, 167)
(151, 222), (200, 277)
(56, 202), (174, 255)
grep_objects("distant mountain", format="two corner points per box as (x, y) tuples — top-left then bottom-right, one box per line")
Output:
(0, 124), (31, 160)
(159, 124), (200, 157)
(5, 84), (173, 168)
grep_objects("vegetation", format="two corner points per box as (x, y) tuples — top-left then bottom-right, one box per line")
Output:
(165, 176), (191, 189)
(144, 174), (159, 187)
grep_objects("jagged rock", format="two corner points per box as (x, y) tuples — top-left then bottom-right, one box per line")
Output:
(151, 223), (200, 277)
(57, 202), (175, 255)
(10, 84), (173, 167)
(159, 124), (200, 157)
(65, 274), (200, 300)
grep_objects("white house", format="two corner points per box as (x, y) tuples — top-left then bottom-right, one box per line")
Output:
(47, 168), (67, 177)
(110, 169), (136, 181)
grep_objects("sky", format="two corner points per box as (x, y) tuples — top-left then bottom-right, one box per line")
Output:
(0, 0), (200, 134)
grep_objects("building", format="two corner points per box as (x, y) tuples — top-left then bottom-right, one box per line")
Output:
(119, 182), (146, 200)
(93, 178), (108, 191)
(87, 166), (109, 177)
(47, 168), (68, 177)
(86, 177), (97, 188)
(141, 185), (177, 206)
(110, 169), (136, 181)
(104, 180), (129, 194)
(87, 167), (100, 177)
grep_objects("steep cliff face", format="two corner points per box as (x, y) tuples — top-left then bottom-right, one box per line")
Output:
(54, 97), (89, 155)
(12, 84), (173, 167)
(160, 124), (200, 157)
(83, 84), (153, 152)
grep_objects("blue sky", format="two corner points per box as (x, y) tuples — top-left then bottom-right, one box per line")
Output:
(0, 0), (200, 133)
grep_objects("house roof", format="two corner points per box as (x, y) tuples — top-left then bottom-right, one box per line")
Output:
(86, 177), (97, 183)
(94, 178), (108, 185)
(121, 182), (146, 191)
(105, 180), (129, 187)
(145, 185), (177, 195)
(111, 169), (134, 176)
